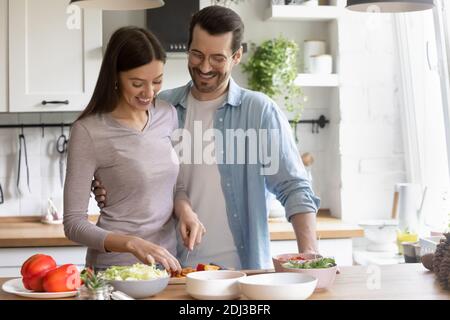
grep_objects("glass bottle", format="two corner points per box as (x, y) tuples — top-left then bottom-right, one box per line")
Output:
(76, 284), (113, 300)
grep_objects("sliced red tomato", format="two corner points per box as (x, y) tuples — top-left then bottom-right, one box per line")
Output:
(42, 264), (81, 292)
(196, 263), (205, 271)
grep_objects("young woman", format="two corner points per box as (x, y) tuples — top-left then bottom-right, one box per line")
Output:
(63, 27), (203, 272)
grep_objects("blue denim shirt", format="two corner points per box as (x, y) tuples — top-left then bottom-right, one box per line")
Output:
(159, 78), (320, 269)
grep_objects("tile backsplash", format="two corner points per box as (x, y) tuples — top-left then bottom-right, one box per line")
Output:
(0, 112), (99, 217)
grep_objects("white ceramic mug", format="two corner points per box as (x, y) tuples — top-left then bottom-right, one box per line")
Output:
(329, 0), (347, 7)
(310, 54), (333, 74)
(303, 40), (326, 73)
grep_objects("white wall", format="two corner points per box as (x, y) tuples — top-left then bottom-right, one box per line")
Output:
(0, 0), (8, 112)
(102, 10), (191, 91)
(338, 11), (406, 223)
(0, 112), (99, 217)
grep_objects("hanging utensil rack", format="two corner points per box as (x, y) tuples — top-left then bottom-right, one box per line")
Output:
(0, 123), (72, 129)
(289, 115), (330, 141)
(0, 115), (329, 141)
(0, 123), (72, 137)
(289, 115), (329, 131)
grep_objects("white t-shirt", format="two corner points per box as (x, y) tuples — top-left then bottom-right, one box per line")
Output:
(177, 92), (242, 270)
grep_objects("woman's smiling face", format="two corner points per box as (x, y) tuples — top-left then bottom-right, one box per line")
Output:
(117, 60), (164, 111)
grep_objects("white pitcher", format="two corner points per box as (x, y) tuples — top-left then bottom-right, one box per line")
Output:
(395, 183), (427, 233)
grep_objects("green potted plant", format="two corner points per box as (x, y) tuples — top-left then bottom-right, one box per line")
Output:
(242, 36), (306, 121)
(78, 268), (112, 300)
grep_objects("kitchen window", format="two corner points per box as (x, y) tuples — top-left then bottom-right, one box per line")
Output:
(396, 0), (450, 233)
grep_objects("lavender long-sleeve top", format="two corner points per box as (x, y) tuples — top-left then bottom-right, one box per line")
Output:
(63, 99), (179, 268)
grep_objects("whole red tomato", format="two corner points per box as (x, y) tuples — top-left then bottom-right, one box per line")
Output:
(42, 264), (81, 292)
(21, 254), (57, 291)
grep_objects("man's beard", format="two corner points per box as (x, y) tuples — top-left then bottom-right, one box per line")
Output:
(189, 67), (228, 94)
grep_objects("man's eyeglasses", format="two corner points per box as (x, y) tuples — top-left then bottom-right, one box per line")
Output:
(187, 50), (238, 69)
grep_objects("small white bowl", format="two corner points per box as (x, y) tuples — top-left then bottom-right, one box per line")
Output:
(238, 273), (317, 300)
(108, 277), (169, 299)
(186, 270), (246, 300)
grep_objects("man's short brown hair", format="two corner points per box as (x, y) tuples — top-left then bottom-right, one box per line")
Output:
(188, 5), (244, 53)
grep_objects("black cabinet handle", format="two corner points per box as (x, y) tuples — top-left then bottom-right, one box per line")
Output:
(41, 100), (69, 105)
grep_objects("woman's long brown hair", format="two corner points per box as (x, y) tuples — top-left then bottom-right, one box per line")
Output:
(78, 26), (166, 120)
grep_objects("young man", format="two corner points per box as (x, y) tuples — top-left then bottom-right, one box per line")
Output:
(94, 6), (320, 269)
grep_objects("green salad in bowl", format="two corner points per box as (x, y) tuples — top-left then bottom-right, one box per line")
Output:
(100, 264), (170, 299)
(282, 257), (336, 269)
(101, 263), (169, 281)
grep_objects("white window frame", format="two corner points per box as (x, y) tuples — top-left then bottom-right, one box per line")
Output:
(395, 14), (422, 184)
(396, 1), (450, 184)
(395, 1), (450, 231)
(434, 0), (450, 178)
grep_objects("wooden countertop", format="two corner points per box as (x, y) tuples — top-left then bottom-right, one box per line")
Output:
(0, 216), (98, 248)
(0, 264), (448, 300)
(0, 210), (363, 248)
(269, 210), (364, 240)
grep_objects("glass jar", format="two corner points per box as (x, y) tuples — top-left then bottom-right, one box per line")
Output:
(76, 284), (113, 300)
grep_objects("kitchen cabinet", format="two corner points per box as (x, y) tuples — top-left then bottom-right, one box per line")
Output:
(0, 0), (7, 112)
(0, 247), (87, 277)
(8, 0), (102, 112)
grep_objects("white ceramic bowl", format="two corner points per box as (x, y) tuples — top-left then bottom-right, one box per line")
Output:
(186, 270), (247, 300)
(280, 265), (338, 290)
(420, 236), (445, 256)
(108, 277), (169, 299)
(358, 219), (398, 252)
(238, 273), (317, 300)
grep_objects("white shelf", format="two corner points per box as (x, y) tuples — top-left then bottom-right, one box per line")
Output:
(167, 52), (188, 60)
(294, 74), (339, 87)
(265, 5), (342, 22)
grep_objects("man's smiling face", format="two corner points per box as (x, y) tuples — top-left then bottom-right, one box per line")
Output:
(188, 25), (241, 100)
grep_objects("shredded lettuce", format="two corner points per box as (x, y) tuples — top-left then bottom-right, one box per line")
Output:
(101, 263), (169, 281)
(282, 257), (336, 269)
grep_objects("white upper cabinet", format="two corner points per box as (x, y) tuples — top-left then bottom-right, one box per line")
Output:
(0, 0), (7, 112)
(8, 0), (102, 112)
